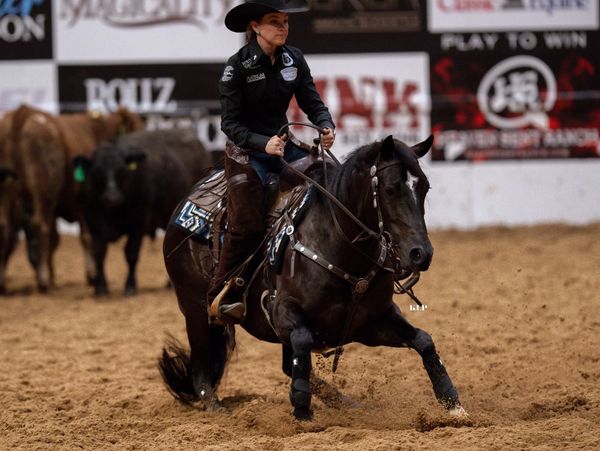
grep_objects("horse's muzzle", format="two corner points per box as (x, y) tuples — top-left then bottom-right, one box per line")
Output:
(409, 245), (433, 271)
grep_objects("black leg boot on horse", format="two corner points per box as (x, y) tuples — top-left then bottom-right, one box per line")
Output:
(208, 156), (266, 325)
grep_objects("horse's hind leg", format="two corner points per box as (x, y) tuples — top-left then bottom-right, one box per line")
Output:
(160, 225), (233, 409)
(185, 312), (232, 409)
(274, 300), (314, 420)
(355, 304), (464, 415)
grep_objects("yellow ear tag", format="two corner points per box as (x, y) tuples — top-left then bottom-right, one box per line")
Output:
(127, 161), (138, 171)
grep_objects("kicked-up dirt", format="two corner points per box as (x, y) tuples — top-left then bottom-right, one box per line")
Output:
(1, 224), (599, 450)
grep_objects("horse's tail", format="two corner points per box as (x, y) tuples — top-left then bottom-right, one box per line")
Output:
(158, 327), (236, 404)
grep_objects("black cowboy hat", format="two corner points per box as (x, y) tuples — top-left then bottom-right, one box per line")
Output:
(225, 0), (309, 32)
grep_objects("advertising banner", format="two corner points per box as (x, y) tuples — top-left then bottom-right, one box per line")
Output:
(430, 52), (600, 161)
(289, 0), (426, 54)
(0, 61), (56, 114)
(58, 63), (226, 151)
(288, 53), (430, 158)
(0, 0), (53, 60)
(54, 0), (243, 62)
(428, 0), (599, 33)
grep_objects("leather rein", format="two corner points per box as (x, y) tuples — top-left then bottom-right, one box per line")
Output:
(276, 123), (423, 371)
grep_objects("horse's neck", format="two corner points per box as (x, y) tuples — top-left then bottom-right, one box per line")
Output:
(306, 183), (382, 265)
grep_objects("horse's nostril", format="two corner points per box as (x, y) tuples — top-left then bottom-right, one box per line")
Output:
(410, 247), (425, 265)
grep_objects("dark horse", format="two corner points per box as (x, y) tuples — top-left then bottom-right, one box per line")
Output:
(159, 133), (465, 420)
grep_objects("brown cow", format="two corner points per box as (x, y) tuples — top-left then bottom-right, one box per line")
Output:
(0, 111), (22, 293)
(0, 105), (143, 292)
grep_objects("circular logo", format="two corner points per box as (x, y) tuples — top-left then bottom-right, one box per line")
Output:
(477, 55), (556, 129)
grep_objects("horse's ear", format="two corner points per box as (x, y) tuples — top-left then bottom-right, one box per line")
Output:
(412, 135), (433, 159)
(365, 135), (396, 164)
(382, 135), (395, 156)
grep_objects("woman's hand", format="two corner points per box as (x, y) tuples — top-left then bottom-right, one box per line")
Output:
(266, 135), (286, 156)
(321, 128), (335, 150)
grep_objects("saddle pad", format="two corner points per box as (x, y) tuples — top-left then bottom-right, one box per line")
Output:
(171, 169), (226, 244)
(267, 186), (313, 273)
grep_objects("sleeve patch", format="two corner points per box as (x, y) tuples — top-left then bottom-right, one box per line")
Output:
(221, 65), (234, 82)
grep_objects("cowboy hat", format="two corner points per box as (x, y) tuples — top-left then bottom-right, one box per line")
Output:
(225, 0), (309, 32)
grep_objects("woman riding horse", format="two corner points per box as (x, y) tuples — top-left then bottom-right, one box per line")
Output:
(209, 0), (336, 324)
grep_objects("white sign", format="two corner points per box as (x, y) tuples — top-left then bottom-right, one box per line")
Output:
(0, 61), (57, 115)
(428, 0), (599, 32)
(288, 53), (431, 159)
(54, 0), (244, 62)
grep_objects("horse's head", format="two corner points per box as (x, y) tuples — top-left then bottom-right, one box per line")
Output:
(361, 135), (434, 272)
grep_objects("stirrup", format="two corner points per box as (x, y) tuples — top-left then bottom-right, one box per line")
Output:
(209, 278), (246, 324)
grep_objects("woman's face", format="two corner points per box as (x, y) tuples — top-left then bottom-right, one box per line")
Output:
(253, 12), (289, 47)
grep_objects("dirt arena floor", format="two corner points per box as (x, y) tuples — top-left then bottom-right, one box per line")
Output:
(1, 224), (599, 450)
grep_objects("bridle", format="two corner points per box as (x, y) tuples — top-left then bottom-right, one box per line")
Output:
(277, 123), (425, 371)
(278, 123), (424, 284)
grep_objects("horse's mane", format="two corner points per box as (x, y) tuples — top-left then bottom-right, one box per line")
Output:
(326, 141), (383, 205)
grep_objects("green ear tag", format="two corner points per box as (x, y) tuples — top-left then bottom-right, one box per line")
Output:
(74, 165), (86, 183)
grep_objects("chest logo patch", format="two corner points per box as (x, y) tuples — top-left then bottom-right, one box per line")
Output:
(242, 55), (259, 69)
(282, 52), (294, 66)
(280, 67), (297, 82)
(246, 73), (266, 83)
(221, 65), (234, 82)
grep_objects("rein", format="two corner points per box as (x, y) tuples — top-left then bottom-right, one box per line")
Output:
(276, 123), (423, 372)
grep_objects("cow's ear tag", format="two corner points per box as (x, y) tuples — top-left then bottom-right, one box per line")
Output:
(74, 165), (86, 183)
(127, 161), (138, 171)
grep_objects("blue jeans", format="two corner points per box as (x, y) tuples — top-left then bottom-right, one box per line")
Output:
(249, 141), (307, 185)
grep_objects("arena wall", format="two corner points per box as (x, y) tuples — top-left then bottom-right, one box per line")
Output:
(2, 0), (599, 230)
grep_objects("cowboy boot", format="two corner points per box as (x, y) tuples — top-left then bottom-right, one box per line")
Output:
(208, 157), (265, 324)
(207, 231), (263, 323)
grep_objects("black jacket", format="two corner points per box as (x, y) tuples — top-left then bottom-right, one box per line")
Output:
(219, 40), (335, 152)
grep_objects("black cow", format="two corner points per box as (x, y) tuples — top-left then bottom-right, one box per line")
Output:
(74, 128), (212, 296)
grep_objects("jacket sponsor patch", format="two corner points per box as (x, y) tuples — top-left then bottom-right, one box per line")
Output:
(242, 55), (259, 69)
(280, 67), (297, 81)
(246, 73), (266, 83)
(221, 65), (234, 82)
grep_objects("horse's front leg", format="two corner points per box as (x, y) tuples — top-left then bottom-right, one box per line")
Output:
(355, 303), (465, 415)
(273, 298), (314, 420)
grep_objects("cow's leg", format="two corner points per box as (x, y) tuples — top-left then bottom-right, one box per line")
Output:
(78, 218), (96, 286)
(23, 218), (52, 292)
(273, 298), (314, 420)
(49, 223), (60, 287)
(123, 233), (143, 296)
(354, 304), (464, 414)
(92, 238), (109, 296)
(0, 227), (15, 294)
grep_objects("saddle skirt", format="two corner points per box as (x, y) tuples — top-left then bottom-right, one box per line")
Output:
(171, 169), (228, 250)
(171, 167), (312, 273)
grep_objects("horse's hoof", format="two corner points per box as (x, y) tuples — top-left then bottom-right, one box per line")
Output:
(124, 286), (137, 297)
(448, 404), (468, 417)
(206, 398), (225, 413)
(293, 406), (313, 421)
